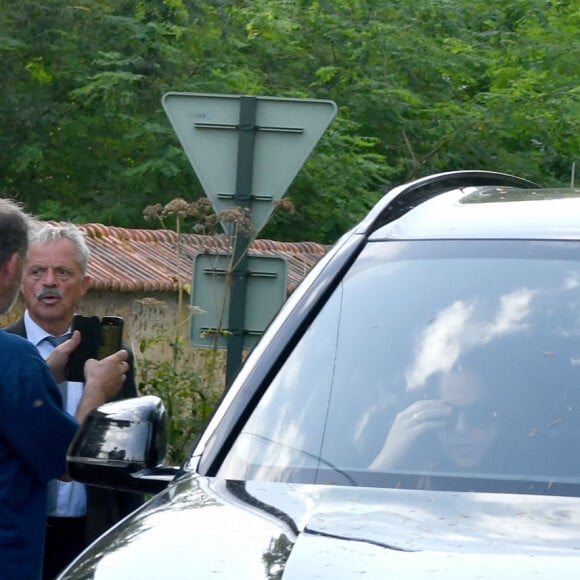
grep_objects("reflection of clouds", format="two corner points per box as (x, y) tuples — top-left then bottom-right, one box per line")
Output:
(95, 424), (149, 462)
(484, 290), (532, 339)
(405, 300), (472, 391)
(228, 343), (321, 479)
(94, 481), (278, 578)
(406, 290), (534, 391)
(563, 272), (580, 290)
(97, 430), (132, 457)
(252, 421), (306, 481)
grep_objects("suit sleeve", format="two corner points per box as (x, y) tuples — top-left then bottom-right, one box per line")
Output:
(0, 338), (78, 483)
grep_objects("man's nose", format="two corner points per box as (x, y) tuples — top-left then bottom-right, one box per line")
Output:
(42, 269), (58, 284)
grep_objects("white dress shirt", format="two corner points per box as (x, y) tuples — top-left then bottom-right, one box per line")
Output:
(24, 310), (87, 518)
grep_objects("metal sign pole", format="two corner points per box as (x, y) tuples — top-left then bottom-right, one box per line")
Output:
(162, 92), (337, 386)
(225, 96), (256, 387)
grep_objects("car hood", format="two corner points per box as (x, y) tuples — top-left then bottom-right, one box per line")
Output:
(60, 475), (580, 579)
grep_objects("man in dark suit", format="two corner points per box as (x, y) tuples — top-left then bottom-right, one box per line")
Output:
(4, 222), (142, 579)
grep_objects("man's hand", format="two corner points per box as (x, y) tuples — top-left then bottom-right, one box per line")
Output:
(75, 349), (130, 425)
(369, 399), (453, 471)
(46, 330), (82, 383)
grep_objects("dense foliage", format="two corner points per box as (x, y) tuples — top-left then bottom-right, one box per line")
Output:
(1, 0), (578, 244)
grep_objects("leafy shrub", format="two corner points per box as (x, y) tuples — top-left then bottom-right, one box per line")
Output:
(136, 331), (224, 465)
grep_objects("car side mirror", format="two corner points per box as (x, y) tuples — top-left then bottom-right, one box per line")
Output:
(67, 395), (177, 494)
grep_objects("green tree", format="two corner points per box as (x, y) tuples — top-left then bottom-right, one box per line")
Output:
(1, 0), (578, 243)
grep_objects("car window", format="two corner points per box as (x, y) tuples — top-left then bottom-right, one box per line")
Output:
(219, 240), (580, 494)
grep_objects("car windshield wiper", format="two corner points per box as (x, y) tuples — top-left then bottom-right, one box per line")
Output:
(349, 469), (580, 497)
(237, 433), (357, 485)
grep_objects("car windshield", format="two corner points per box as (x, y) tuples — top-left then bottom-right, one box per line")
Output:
(219, 239), (580, 496)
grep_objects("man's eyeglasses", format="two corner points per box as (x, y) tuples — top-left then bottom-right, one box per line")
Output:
(445, 401), (499, 429)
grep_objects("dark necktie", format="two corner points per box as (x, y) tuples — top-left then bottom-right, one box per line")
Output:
(43, 334), (72, 405)
(45, 333), (72, 348)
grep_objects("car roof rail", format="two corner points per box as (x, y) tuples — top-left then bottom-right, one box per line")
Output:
(358, 170), (539, 234)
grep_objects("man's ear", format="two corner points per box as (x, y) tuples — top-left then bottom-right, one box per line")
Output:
(1, 253), (21, 278)
(0, 253), (22, 294)
(80, 274), (91, 296)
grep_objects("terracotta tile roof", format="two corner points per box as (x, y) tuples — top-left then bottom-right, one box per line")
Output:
(67, 223), (328, 294)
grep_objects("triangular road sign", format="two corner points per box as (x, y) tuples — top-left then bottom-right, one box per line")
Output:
(162, 92), (337, 234)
